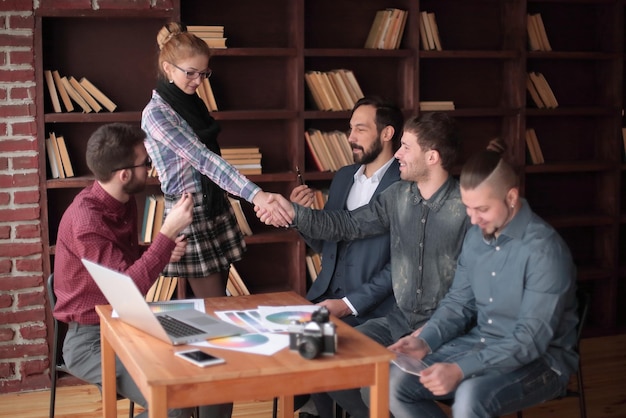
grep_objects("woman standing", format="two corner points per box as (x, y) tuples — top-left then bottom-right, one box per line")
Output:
(142, 22), (289, 299)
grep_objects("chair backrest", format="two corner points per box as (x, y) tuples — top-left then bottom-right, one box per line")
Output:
(575, 289), (591, 346)
(47, 273), (68, 369)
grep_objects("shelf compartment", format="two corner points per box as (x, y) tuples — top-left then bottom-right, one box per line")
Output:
(524, 114), (620, 163)
(304, 0), (415, 49)
(525, 171), (618, 220)
(419, 59), (512, 108)
(41, 17), (168, 113)
(304, 56), (414, 111)
(420, 0), (523, 51)
(526, 59), (621, 107)
(527, 1), (619, 53)
(208, 56), (296, 111)
(181, 0), (296, 48)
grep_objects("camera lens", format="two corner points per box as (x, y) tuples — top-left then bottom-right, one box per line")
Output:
(298, 336), (322, 359)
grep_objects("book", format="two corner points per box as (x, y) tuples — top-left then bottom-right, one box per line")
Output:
(228, 197), (253, 236)
(340, 69), (364, 102)
(187, 25), (225, 34)
(373, 9), (394, 49)
(52, 70), (74, 112)
(55, 135), (74, 177)
(533, 13), (552, 51)
(419, 11), (430, 50)
(79, 77), (117, 112)
(142, 195), (157, 243)
(525, 128), (544, 164)
(69, 76), (102, 112)
(221, 146), (261, 155)
(226, 264), (250, 296)
(393, 9), (408, 49)
(419, 101), (455, 111)
(304, 130), (325, 171)
(364, 10), (386, 49)
(198, 37), (228, 49)
(526, 74), (545, 108)
(151, 195), (165, 240)
(306, 253), (320, 282)
(199, 78), (218, 111)
(420, 11), (436, 51)
(45, 135), (61, 178)
(305, 71), (331, 110)
(319, 72), (343, 111)
(529, 72), (558, 108)
(60, 76), (92, 113)
(327, 70), (354, 110)
(43, 70), (62, 113)
(48, 133), (65, 179)
(427, 12), (443, 51)
(526, 14), (542, 52)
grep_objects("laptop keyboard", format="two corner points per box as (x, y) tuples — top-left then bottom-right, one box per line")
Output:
(157, 315), (205, 338)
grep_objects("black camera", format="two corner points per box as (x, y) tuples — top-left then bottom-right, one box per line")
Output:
(288, 307), (337, 359)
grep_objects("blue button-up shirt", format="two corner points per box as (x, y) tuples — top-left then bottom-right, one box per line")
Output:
(419, 199), (579, 379)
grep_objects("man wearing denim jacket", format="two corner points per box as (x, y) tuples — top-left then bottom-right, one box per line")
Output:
(258, 112), (471, 417)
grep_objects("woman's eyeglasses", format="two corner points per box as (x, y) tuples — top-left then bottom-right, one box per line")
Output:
(171, 63), (212, 80)
(111, 156), (152, 172)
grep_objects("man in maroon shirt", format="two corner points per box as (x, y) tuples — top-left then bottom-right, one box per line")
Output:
(53, 123), (196, 417)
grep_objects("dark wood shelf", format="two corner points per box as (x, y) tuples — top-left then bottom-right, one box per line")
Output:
(36, 0), (626, 336)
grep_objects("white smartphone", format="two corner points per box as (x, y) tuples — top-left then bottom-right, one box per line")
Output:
(175, 349), (225, 368)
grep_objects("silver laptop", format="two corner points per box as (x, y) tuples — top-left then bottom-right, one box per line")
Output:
(82, 258), (246, 345)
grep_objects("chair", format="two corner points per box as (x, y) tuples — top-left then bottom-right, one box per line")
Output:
(47, 273), (135, 418)
(516, 289), (590, 418)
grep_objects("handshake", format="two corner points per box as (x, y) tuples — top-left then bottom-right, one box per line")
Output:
(253, 184), (316, 228)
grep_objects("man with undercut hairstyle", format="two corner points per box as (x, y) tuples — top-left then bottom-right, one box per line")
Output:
(385, 143), (579, 418)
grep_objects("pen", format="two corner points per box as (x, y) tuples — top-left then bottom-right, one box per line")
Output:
(296, 165), (305, 186)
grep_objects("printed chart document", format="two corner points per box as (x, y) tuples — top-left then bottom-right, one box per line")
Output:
(199, 305), (322, 355)
(392, 352), (429, 376)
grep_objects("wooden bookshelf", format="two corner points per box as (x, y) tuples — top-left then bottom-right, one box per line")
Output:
(35, 0), (626, 336)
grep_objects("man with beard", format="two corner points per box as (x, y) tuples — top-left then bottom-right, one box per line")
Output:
(290, 96), (403, 326)
(386, 144), (578, 418)
(53, 123), (198, 418)
(257, 112), (471, 418)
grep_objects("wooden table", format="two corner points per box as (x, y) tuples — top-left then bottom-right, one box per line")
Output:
(96, 291), (395, 418)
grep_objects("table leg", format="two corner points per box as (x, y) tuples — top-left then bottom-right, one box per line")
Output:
(100, 330), (117, 418)
(148, 386), (168, 418)
(369, 361), (390, 418)
(278, 395), (294, 418)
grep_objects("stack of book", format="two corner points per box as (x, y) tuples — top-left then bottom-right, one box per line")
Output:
(419, 11), (443, 51)
(527, 13), (552, 52)
(188, 25), (227, 49)
(304, 69), (364, 111)
(228, 197), (253, 236)
(221, 146), (262, 175)
(43, 70), (117, 113)
(526, 72), (558, 108)
(141, 195), (165, 244)
(364, 8), (408, 50)
(304, 129), (353, 172)
(525, 128), (545, 165)
(197, 78), (218, 111)
(419, 101), (455, 111)
(145, 276), (178, 302)
(45, 132), (74, 179)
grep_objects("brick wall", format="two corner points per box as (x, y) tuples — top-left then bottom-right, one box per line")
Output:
(0, 0), (47, 394)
